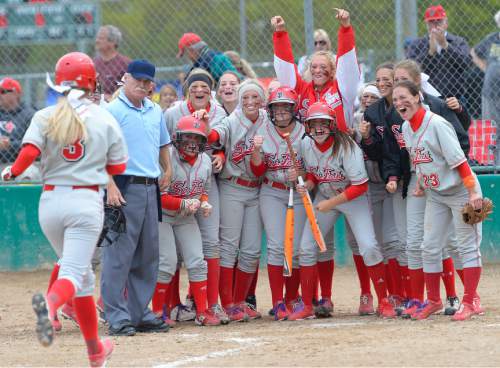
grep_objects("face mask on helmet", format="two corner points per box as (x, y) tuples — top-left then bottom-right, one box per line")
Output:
(305, 119), (334, 143)
(268, 102), (296, 127)
(175, 133), (207, 156)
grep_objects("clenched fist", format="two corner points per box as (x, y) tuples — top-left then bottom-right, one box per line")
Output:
(271, 16), (286, 32)
(253, 135), (264, 151)
(334, 8), (351, 27)
(359, 120), (371, 140)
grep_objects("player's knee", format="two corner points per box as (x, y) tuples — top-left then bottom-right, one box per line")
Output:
(359, 244), (384, 267)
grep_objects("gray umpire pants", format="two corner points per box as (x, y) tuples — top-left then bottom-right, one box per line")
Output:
(101, 183), (160, 327)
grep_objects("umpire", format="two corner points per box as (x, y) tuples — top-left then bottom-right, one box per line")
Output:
(102, 59), (172, 336)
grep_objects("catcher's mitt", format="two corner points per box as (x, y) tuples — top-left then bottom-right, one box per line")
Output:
(97, 204), (127, 247)
(462, 198), (493, 225)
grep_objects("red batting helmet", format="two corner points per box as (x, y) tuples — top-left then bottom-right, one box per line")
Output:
(55, 52), (97, 92)
(267, 86), (298, 110)
(175, 115), (208, 154)
(304, 102), (336, 133)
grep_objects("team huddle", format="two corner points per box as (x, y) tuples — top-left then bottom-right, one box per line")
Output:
(0, 7), (490, 368)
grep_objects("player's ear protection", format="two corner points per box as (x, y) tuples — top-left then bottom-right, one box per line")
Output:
(55, 52), (97, 92)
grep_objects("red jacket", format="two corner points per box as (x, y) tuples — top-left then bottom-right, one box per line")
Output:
(273, 25), (360, 132)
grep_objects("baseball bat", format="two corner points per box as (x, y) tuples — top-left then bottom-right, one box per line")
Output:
(283, 133), (327, 253)
(283, 187), (294, 277)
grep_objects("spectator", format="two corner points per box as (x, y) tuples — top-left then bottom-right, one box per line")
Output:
(101, 59), (172, 336)
(94, 25), (131, 101)
(266, 78), (281, 97)
(0, 77), (38, 178)
(176, 32), (240, 83)
(406, 5), (471, 100)
(471, 10), (500, 125)
(353, 83), (380, 128)
(224, 51), (258, 79)
(158, 84), (178, 111)
(298, 29), (334, 77)
(217, 71), (241, 115)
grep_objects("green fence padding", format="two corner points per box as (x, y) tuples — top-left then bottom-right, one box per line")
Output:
(1, 175), (500, 271)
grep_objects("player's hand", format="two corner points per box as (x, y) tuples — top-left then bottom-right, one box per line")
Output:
(253, 135), (264, 151)
(316, 199), (334, 212)
(334, 8), (350, 27)
(158, 173), (171, 191)
(192, 109), (209, 121)
(271, 16), (286, 32)
(468, 190), (483, 210)
(107, 180), (126, 206)
(413, 173), (425, 197)
(200, 201), (212, 217)
(182, 198), (201, 215)
(1, 165), (14, 181)
(212, 155), (224, 173)
(287, 167), (298, 183)
(359, 120), (371, 140)
(445, 97), (461, 111)
(386, 180), (398, 193)
(0, 136), (10, 150)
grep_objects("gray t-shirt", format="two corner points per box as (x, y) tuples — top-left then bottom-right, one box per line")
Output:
(475, 32), (500, 99)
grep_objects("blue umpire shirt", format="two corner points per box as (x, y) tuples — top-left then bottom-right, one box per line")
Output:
(106, 90), (170, 178)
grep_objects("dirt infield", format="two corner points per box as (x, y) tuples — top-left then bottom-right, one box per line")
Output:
(1, 265), (500, 367)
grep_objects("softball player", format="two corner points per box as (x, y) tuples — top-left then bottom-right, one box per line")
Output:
(249, 86), (306, 321)
(393, 80), (483, 321)
(271, 8), (359, 130)
(205, 79), (267, 321)
(164, 68), (227, 318)
(287, 102), (396, 320)
(216, 70), (241, 116)
(1, 52), (127, 367)
(153, 115), (220, 326)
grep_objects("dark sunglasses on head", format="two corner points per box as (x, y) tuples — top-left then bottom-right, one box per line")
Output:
(0, 89), (14, 94)
(315, 40), (327, 46)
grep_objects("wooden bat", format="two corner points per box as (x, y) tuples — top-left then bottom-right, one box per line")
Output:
(283, 133), (326, 253)
(283, 187), (294, 277)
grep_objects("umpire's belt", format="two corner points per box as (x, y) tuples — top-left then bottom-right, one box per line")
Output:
(129, 176), (158, 185)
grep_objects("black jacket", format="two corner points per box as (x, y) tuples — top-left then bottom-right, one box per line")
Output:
(0, 102), (35, 163)
(382, 93), (470, 197)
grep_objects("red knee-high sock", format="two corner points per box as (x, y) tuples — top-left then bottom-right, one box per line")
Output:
(190, 280), (208, 315)
(169, 269), (181, 309)
(317, 260), (334, 299)
(47, 278), (75, 317)
(206, 258), (220, 307)
(462, 267), (481, 305)
(441, 257), (457, 298)
(313, 274), (319, 302)
(353, 255), (371, 295)
(456, 268), (464, 285)
(387, 259), (403, 297)
(267, 264), (284, 306)
(409, 268), (425, 302)
(299, 265), (318, 307)
(399, 264), (410, 299)
(384, 264), (394, 295)
(233, 268), (255, 304)
(367, 262), (389, 303)
(152, 282), (170, 315)
(47, 263), (60, 295)
(219, 266), (234, 308)
(73, 296), (100, 355)
(247, 267), (259, 297)
(284, 268), (300, 304)
(424, 272), (441, 302)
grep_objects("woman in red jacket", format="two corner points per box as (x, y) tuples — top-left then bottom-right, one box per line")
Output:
(271, 8), (360, 131)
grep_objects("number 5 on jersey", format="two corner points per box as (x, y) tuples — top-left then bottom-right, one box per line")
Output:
(62, 139), (85, 162)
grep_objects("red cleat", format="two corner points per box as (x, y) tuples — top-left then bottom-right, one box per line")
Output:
(473, 296), (485, 315)
(89, 338), (114, 367)
(377, 297), (397, 319)
(272, 301), (290, 321)
(358, 294), (375, 316)
(288, 304), (315, 321)
(195, 310), (221, 326)
(452, 303), (476, 321)
(239, 303), (262, 320)
(411, 299), (443, 320)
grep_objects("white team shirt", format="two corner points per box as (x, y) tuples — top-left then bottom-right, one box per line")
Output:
(163, 146), (212, 217)
(402, 110), (466, 192)
(22, 100), (127, 186)
(301, 136), (368, 198)
(255, 120), (305, 185)
(214, 108), (268, 181)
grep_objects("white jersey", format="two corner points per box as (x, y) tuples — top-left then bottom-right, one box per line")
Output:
(163, 99), (226, 139)
(22, 100), (127, 186)
(402, 110), (466, 193)
(256, 120), (305, 185)
(163, 146), (212, 217)
(301, 136), (368, 198)
(214, 108), (268, 181)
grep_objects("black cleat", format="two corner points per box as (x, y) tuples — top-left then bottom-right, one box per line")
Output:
(32, 293), (54, 347)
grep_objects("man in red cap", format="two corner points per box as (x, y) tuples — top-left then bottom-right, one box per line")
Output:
(177, 32), (239, 82)
(406, 4), (471, 100)
(0, 77), (36, 173)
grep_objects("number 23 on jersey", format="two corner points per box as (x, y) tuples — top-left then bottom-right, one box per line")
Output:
(61, 139), (85, 162)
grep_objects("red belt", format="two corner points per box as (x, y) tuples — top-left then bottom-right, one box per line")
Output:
(43, 184), (99, 192)
(263, 178), (290, 191)
(229, 177), (260, 188)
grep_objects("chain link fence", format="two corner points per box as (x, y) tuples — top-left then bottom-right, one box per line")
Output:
(0, 0), (498, 167)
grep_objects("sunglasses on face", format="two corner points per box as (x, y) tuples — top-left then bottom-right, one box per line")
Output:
(314, 40), (327, 46)
(0, 89), (14, 94)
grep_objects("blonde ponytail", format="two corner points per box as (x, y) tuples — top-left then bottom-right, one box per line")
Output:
(45, 97), (88, 146)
